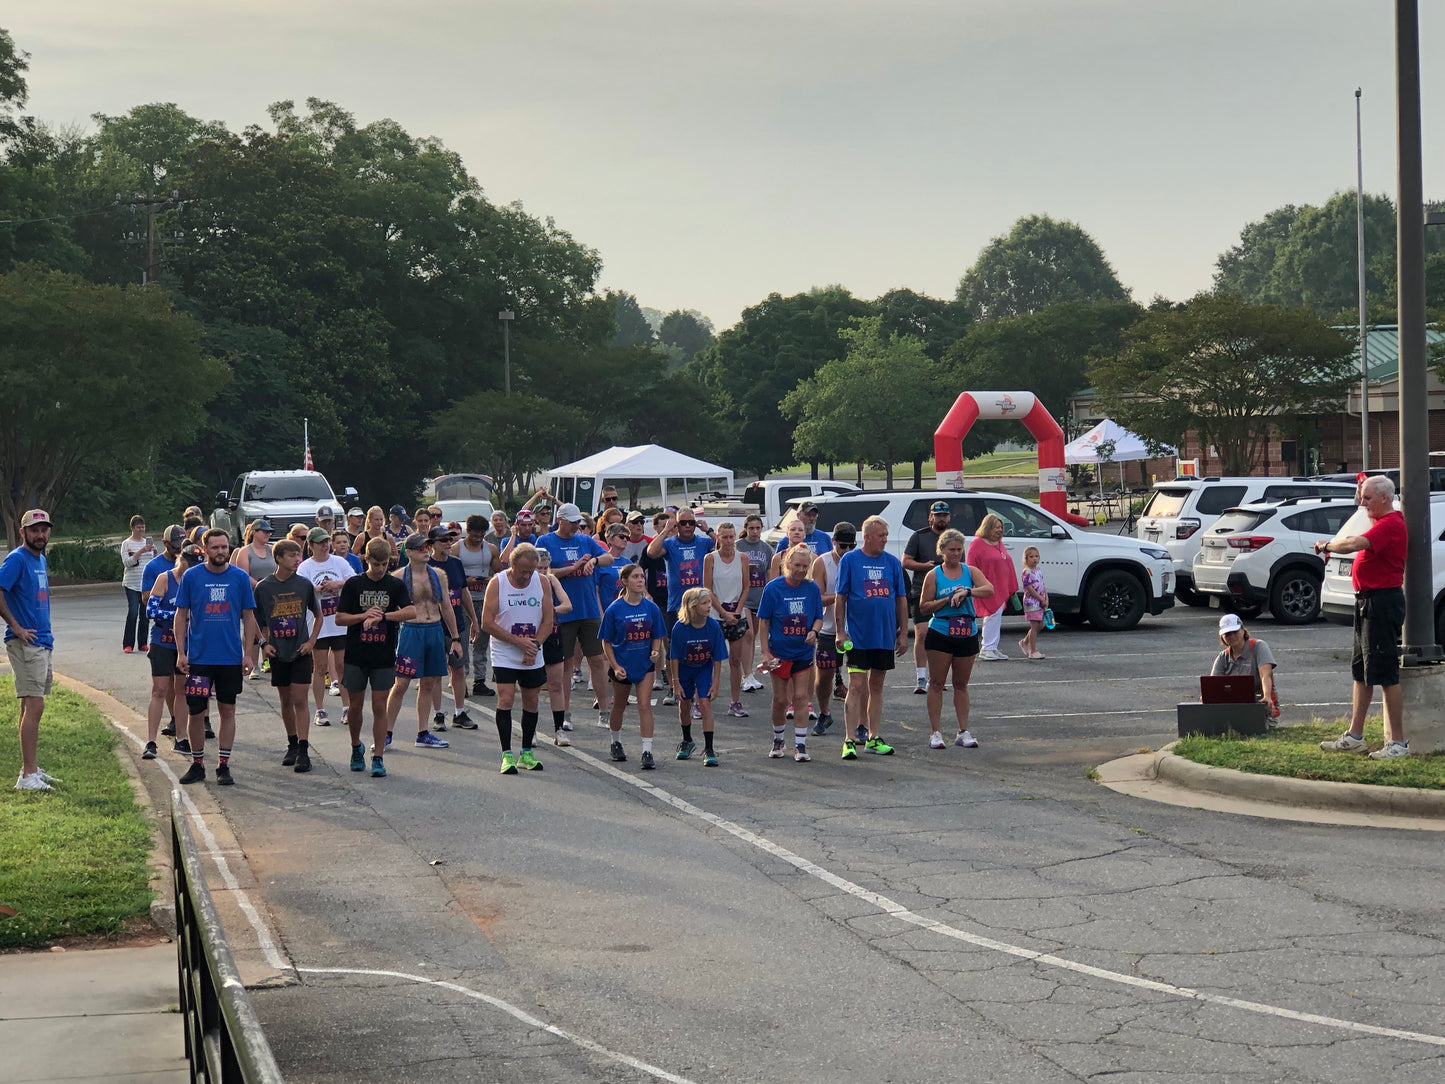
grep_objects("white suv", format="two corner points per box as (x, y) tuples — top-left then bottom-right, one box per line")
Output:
(1190, 496), (1358, 624)
(1320, 493), (1445, 647)
(799, 490), (1175, 631)
(1137, 477), (1355, 606)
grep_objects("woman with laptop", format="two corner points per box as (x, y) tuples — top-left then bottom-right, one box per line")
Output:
(1209, 613), (1278, 721)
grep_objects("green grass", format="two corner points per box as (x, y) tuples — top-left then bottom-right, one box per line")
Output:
(778, 451), (1041, 483)
(1173, 717), (1445, 790)
(0, 679), (154, 948)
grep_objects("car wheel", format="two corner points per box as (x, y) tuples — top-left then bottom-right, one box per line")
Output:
(1083, 570), (1147, 631)
(1269, 569), (1321, 625)
(1176, 581), (1209, 607)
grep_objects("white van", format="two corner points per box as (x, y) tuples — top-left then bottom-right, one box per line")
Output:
(1137, 477), (1355, 605)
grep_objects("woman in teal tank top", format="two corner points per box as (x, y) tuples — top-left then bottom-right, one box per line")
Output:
(917, 528), (995, 750)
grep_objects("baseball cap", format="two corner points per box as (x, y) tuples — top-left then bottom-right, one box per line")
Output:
(179, 544), (203, 564)
(557, 502), (584, 524)
(163, 524), (187, 547)
(389, 504), (407, 517)
(253, 518), (273, 532)
(832, 522), (857, 545)
(515, 509), (535, 523)
(798, 501), (819, 514)
(307, 527), (332, 544)
(20, 509), (51, 529)
(316, 504), (336, 518)
(403, 533), (429, 552)
(347, 506), (364, 517)
(428, 525), (455, 543)
(1218, 613), (1244, 634)
(626, 509), (645, 523)
(929, 500), (951, 514)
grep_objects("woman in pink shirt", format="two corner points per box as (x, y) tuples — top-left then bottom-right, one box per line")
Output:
(966, 514), (1019, 660)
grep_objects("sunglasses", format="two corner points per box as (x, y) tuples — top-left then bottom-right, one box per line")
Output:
(836, 541), (856, 550)
(678, 520), (696, 526)
(602, 496), (618, 504)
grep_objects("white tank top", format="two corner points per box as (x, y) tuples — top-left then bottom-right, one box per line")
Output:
(457, 540), (494, 598)
(490, 570), (545, 671)
(818, 550), (840, 635)
(711, 548), (745, 609)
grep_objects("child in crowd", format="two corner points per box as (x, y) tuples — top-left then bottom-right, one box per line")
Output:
(669, 587), (728, 767)
(1019, 546), (1047, 660)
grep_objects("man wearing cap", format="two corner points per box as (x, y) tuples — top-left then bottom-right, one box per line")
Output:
(621, 510), (651, 564)
(428, 524), (480, 732)
(536, 503), (614, 726)
(345, 507), (366, 550)
(315, 503), (337, 536)
(797, 502), (830, 556)
(385, 533), (464, 750)
(297, 527), (356, 725)
(386, 505), (411, 551)
(903, 501), (953, 694)
(2, 510), (57, 790)
(142, 525), (189, 738)
(173, 529), (258, 786)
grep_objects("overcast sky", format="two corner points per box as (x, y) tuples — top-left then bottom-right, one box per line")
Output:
(9, 1), (1442, 328)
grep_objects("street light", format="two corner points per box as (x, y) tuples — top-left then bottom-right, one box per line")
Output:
(498, 310), (514, 396)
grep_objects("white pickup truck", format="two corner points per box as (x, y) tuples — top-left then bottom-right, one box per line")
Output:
(696, 479), (860, 529)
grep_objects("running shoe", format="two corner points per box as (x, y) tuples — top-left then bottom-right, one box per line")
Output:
(854, 723), (868, 744)
(123, 645), (133, 654)
(692, 703), (703, 720)
(807, 703), (817, 721)
(282, 743), (298, 767)
(742, 675), (763, 692)
(592, 697), (600, 709)
(704, 751), (719, 767)
(142, 741), (158, 760)
(260, 658), (270, 673)
(500, 751), (519, 775)
(432, 711), (448, 732)
(841, 739), (858, 760)
(914, 677), (928, 695)
(173, 738), (191, 754)
(640, 750), (656, 770)
(370, 756), (386, 777)
(728, 701), (748, 718)
(350, 744), (366, 771)
(161, 720), (176, 737)
(139, 644), (149, 653)
(385, 731), (393, 749)
(794, 745), (811, 762)
(36, 768), (59, 785)
(812, 712), (833, 736)
(929, 732), (946, 750)
(769, 737), (786, 758)
(1320, 732), (1368, 753)
(328, 679), (341, 696)
(518, 749), (543, 771)
(178, 763), (205, 785)
(865, 736), (894, 755)
(453, 710), (478, 730)
(571, 668), (582, 686)
(676, 739), (696, 760)
(415, 732), (450, 749)
(14, 772), (52, 791)
(562, 713), (574, 732)
(215, 765), (233, 786)
(610, 741), (627, 762)
(1368, 741), (1411, 760)
(598, 711), (610, 728)
(786, 703), (794, 720)
(476, 682), (495, 698)
(955, 730), (979, 748)
(554, 730), (572, 747)
(314, 709), (330, 728)
(247, 665), (262, 680)
(472, 678), (486, 697)
(293, 747), (311, 773)
(204, 721), (215, 739)
(662, 691), (678, 707)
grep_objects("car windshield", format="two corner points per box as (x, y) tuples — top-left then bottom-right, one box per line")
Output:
(1142, 488), (1191, 518)
(435, 477), (493, 501)
(243, 476), (333, 503)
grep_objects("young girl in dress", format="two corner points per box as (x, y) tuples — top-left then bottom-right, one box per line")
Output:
(1018, 546), (1048, 660)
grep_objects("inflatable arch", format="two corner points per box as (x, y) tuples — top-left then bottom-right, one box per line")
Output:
(933, 391), (1080, 523)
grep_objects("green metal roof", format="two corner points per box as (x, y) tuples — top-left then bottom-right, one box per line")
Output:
(1348, 324), (1445, 383)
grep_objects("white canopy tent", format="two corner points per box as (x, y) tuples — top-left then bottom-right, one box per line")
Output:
(1064, 419), (1176, 498)
(546, 444), (734, 515)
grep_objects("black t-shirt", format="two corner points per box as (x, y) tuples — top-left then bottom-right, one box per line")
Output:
(904, 527), (945, 594)
(640, 548), (670, 610)
(253, 574), (319, 663)
(339, 572), (411, 669)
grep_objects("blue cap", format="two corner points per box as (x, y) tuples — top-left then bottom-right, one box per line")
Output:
(253, 519), (273, 532)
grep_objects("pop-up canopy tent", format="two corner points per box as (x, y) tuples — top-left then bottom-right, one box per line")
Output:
(1064, 419), (1176, 497)
(546, 444), (734, 515)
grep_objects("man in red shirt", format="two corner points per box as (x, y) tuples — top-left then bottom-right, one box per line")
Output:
(1315, 475), (1409, 758)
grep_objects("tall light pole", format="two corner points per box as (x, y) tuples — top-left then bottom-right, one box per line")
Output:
(1355, 89), (1370, 470)
(498, 310), (514, 396)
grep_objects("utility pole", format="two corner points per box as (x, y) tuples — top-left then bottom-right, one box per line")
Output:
(1355, 89), (1370, 471)
(499, 310), (515, 395)
(118, 190), (184, 285)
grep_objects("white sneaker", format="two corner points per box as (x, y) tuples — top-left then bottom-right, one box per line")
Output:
(1320, 732), (1368, 753)
(35, 767), (61, 785)
(328, 679), (341, 696)
(983, 650), (1009, 661)
(1368, 741), (1411, 760)
(248, 668), (263, 681)
(742, 675), (763, 692)
(554, 730), (572, 747)
(955, 730), (979, 748)
(15, 771), (52, 791)
(598, 711), (610, 728)
(314, 709), (329, 726)
(929, 732), (946, 750)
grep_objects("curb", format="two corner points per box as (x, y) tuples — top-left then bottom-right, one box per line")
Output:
(1152, 746), (1445, 817)
(50, 582), (122, 597)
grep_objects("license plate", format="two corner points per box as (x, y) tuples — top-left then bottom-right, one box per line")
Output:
(1146, 530), (1160, 542)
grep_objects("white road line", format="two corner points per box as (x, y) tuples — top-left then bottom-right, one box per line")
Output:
(297, 967), (700, 1084)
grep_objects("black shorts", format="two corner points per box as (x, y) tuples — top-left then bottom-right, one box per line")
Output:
(270, 655), (315, 687)
(315, 634), (346, 653)
(610, 663), (656, 686)
(343, 663), (395, 693)
(184, 662), (243, 712)
(149, 645), (178, 678)
(542, 631), (565, 667)
(924, 627), (980, 659)
(815, 633), (840, 672)
(494, 665), (547, 690)
(558, 618), (603, 658)
(1351, 588), (1404, 687)
(845, 647), (896, 673)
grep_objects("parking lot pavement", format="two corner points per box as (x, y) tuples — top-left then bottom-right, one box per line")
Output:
(51, 590), (1445, 1083)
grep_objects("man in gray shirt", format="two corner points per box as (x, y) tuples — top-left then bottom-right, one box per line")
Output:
(253, 539), (323, 771)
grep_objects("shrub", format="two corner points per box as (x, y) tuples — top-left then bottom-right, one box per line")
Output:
(45, 540), (123, 583)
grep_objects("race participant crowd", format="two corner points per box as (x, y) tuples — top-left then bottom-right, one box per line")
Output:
(2, 472), (1415, 790)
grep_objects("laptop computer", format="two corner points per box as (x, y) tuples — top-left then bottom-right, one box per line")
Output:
(1200, 675), (1257, 704)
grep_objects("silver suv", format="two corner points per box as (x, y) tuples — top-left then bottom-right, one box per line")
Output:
(211, 470), (357, 545)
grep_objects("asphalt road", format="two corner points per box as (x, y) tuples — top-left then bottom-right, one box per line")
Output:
(49, 589), (1445, 1083)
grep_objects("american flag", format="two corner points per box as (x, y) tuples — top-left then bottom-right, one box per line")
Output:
(303, 417), (313, 470)
(303, 445), (313, 470)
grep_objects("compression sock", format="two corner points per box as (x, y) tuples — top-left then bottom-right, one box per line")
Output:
(495, 709), (513, 751)
(521, 710), (538, 750)
(681, 724), (693, 743)
(704, 731), (715, 753)
(553, 709), (566, 730)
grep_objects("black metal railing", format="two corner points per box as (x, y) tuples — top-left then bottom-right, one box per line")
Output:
(172, 792), (285, 1083)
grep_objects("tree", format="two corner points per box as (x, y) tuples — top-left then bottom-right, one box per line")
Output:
(956, 214), (1129, 320)
(871, 287), (972, 359)
(0, 27), (31, 147)
(1212, 204), (1299, 305)
(781, 317), (939, 488)
(658, 308), (714, 365)
(0, 265), (227, 545)
(1089, 293), (1358, 476)
(607, 290), (654, 346)
(428, 391), (583, 504)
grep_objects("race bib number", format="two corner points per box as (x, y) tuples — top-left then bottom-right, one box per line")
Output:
(780, 616), (807, 638)
(395, 655), (419, 678)
(679, 561), (701, 588)
(271, 615), (298, 639)
(864, 583), (891, 599)
(320, 594), (339, 618)
(159, 628), (176, 646)
(359, 625), (386, 644)
(184, 674), (212, 699)
(510, 622), (537, 639)
(749, 561), (765, 588)
(947, 615), (976, 638)
(684, 643), (711, 666)
(625, 623), (653, 643)
(449, 587), (462, 607)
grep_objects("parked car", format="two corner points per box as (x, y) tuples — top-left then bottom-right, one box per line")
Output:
(1312, 467), (1445, 492)
(1190, 496), (1358, 623)
(776, 489), (1174, 631)
(1320, 492), (1445, 647)
(700, 479), (860, 530)
(426, 473), (496, 526)
(1136, 477), (1355, 606)
(211, 470), (357, 545)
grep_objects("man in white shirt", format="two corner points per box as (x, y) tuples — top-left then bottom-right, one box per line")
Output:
(296, 527), (357, 727)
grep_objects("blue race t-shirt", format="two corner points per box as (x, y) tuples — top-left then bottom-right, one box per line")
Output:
(176, 562), (256, 665)
(141, 552), (175, 594)
(660, 534), (714, 611)
(537, 531), (610, 623)
(595, 561), (622, 613)
(344, 552), (364, 574)
(670, 616), (728, 673)
(0, 547), (52, 649)
(802, 529), (830, 556)
(601, 595), (663, 680)
(835, 548), (908, 651)
(757, 576), (823, 662)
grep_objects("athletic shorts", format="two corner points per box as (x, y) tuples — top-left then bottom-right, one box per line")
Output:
(771, 658), (813, 680)
(270, 655), (315, 687)
(494, 665), (546, 690)
(315, 634), (346, 653)
(6, 641), (52, 698)
(558, 618), (603, 659)
(846, 647), (896, 673)
(815, 633), (840, 672)
(451, 616), (469, 673)
(343, 663), (395, 693)
(184, 663), (243, 712)
(542, 631), (565, 667)
(924, 627), (980, 659)
(676, 666), (714, 701)
(610, 663), (655, 686)
(1352, 588), (1404, 687)
(396, 621), (449, 680)
(149, 644), (178, 678)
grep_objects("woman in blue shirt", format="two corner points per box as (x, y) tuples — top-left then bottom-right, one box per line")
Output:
(918, 528), (994, 751)
(756, 544), (823, 762)
(600, 564), (665, 770)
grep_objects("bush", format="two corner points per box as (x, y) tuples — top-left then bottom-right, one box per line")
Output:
(45, 540), (123, 583)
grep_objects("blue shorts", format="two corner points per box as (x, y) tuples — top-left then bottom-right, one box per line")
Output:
(676, 665), (714, 701)
(395, 621), (449, 680)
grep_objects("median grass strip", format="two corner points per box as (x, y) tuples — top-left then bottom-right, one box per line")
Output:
(1173, 718), (1445, 791)
(0, 677), (154, 948)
